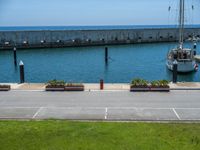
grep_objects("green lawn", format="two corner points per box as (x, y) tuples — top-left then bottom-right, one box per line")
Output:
(0, 121), (199, 150)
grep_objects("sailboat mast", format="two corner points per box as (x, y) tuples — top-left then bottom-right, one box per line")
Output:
(179, 0), (185, 48)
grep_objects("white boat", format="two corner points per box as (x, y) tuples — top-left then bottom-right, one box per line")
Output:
(166, 0), (198, 73)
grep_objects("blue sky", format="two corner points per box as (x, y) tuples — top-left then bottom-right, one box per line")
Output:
(0, 0), (200, 26)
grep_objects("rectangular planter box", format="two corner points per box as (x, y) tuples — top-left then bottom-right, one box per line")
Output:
(45, 87), (65, 91)
(0, 85), (11, 91)
(130, 87), (150, 92)
(64, 86), (84, 91)
(0, 87), (11, 91)
(150, 87), (170, 92)
(130, 87), (170, 92)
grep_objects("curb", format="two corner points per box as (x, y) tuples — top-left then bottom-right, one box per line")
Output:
(170, 88), (200, 90)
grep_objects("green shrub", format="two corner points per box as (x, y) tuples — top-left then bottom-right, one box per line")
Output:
(131, 79), (169, 88)
(151, 81), (160, 87)
(151, 80), (169, 87)
(131, 78), (149, 87)
(159, 80), (169, 86)
(47, 79), (65, 86)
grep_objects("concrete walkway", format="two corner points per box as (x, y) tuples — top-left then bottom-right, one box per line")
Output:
(9, 83), (130, 91)
(0, 90), (200, 121)
(6, 82), (200, 91)
(169, 82), (200, 90)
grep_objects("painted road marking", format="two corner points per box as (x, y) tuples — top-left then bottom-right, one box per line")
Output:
(0, 107), (199, 120)
(0, 107), (200, 109)
(109, 108), (177, 121)
(32, 107), (44, 119)
(35, 107), (105, 120)
(172, 108), (181, 120)
(105, 107), (108, 120)
(0, 107), (38, 119)
(174, 109), (200, 120)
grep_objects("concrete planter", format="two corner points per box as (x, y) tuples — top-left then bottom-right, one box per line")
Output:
(45, 86), (65, 91)
(45, 85), (84, 91)
(0, 85), (11, 91)
(130, 86), (170, 92)
(64, 86), (84, 91)
(130, 87), (150, 92)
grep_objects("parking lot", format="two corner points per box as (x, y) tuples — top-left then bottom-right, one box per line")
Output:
(0, 90), (200, 121)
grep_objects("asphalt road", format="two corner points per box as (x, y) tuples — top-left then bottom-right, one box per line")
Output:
(0, 90), (200, 121)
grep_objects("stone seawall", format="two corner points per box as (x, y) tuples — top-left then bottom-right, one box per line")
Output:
(0, 28), (200, 50)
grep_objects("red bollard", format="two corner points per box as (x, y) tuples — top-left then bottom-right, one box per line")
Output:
(100, 79), (104, 90)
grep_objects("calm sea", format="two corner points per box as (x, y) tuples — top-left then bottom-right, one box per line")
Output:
(0, 25), (200, 83)
(0, 42), (199, 83)
(0, 25), (200, 31)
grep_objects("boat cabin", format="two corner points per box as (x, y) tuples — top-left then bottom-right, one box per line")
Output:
(168, 49), (195, 61)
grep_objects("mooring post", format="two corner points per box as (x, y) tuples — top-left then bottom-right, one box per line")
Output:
(13, 47), (17, 66)
(19, 60), (25, 83)
(100, 79), (104, 90)
(173, 60), (178, 83)
(105, 47), (108, 63)
(194, 43), (197, 49)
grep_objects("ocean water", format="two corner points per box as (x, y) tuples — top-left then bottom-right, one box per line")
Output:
(0, 42), (199, 83)
(0, 25), (200, 31)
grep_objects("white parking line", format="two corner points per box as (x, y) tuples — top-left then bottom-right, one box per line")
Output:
(32, 107), (43, 119)
(105, 107), (108, 120)
(172, 108), (181, 120)
(0, 106), (200, 109)
(0, 106), (200, 110)
(0, 106), (200, 120)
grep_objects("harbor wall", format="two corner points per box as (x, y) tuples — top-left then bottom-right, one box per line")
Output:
(0, 28), (200, 50)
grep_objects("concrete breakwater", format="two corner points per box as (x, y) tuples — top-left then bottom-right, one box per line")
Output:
(0, 28), (200, 50)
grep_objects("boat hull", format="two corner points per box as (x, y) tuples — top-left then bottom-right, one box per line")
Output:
(166, 60), (196, 73)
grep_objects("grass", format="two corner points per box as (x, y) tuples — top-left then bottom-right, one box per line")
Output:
(0, 121), (200, 150)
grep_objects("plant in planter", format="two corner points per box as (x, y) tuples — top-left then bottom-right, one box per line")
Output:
(0, 85), (11, 91)
(130, 78), (150, 91)
(150, 80), (170, 92)
(159, 80), (170, 87)
(65, 83), (84, 91)
(45, 79), (65, 91)
(151, 80), (160, 87)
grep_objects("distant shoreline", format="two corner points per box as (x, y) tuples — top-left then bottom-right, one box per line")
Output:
(0, 24), (200, 31)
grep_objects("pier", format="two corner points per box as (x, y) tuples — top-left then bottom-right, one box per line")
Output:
(0, 28), (200, 50)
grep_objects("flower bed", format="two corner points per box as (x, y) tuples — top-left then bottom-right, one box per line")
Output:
(130, 79), (170, 92)
(45, 85), (65, 91)
(0, 85), (11, 91)
(130, 79), (150, 92)
(45, 80), (65, 91)
(45, 80), (84, 91)
(150, 80), (170, 92)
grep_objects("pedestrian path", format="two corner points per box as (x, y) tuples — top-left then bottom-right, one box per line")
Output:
(5, 82), (200, 91)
